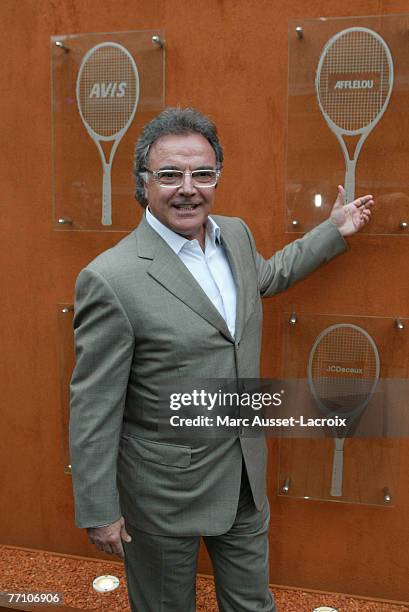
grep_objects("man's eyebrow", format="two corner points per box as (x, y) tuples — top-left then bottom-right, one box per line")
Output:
(156, 165), (181, 171)
(155, 165), (215, 171)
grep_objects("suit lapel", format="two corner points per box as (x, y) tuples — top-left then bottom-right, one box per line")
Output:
(217, 218), (257, 344)
(135, 217), (234, 342)
(219, 224), (246, 343)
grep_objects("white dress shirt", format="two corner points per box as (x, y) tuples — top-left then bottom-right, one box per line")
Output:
(146, 208), (237, 338)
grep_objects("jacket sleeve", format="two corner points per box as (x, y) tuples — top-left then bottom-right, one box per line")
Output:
(240, 219), (347, 297)
(69, 267), (135, 528)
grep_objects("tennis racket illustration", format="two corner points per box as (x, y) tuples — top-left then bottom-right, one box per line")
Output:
(307, 324), (380, 497)
(76, 42), (139, 225)
(316, 27), (393, 203)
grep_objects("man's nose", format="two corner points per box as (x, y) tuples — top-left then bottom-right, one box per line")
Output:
(178, 172), (197, 195)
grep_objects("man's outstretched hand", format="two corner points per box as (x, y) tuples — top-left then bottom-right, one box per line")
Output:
(330, 185), (374, 236)
(86, 516), (132, 559)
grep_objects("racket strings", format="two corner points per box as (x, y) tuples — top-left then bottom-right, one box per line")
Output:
(318, 30), (391, 131)
(310, 327), (378, 412)
(78, 46), (137, 138)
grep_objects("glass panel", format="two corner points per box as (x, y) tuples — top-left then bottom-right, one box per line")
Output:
(277, 312), (409, 505)
(57, 304), (74, 473)
(278, 438), (400, 506)
(51, 30), (165, 231)
(286, 15), (409, 235)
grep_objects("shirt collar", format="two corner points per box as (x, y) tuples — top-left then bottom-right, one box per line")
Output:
(146, 207), (221, 255)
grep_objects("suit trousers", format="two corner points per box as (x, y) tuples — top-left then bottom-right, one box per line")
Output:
(123, 462), (275, 612)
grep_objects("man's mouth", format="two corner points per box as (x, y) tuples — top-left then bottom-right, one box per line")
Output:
(172, 203), (199, 211)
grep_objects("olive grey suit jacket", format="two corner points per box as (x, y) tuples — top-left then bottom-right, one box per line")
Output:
(69, 214), (346, 535)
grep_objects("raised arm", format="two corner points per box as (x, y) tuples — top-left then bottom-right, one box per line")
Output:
(240, 187), (374, 298)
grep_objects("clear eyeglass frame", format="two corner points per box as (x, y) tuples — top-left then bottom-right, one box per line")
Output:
(141, 168), (221, 188)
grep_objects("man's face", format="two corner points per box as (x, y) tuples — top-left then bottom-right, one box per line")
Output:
(144, 132), (217, 244)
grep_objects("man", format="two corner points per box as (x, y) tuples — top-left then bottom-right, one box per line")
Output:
(70, 107), (373, 612)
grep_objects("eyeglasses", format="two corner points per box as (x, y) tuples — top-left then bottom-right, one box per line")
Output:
(141, 168), (220, 188)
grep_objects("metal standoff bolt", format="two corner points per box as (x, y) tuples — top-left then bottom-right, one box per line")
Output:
(57, 218), (73, 225)
(291, 219), (299, 227)
(64, 464), (72, 474)
(152, 35), (165, 48)
(288, 312), (297, 325)
(295, 26), (304, 39)
(55, 40), (70, 53)
(281, 478), (291, 493)
(383, 487), (392, 503)
(61, 305), (74, 314)
(399, 221), (408, 230)
(395, 318), (404, 330)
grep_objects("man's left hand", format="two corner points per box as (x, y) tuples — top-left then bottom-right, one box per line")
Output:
(330, 185), (374, 237)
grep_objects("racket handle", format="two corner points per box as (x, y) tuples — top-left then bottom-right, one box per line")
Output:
(330, 437), (345, 497)
(345, 160), (356, 204)
(102, 165), (112, 226)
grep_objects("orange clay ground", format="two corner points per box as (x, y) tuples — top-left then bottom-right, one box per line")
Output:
(0, 546), (408, 611)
